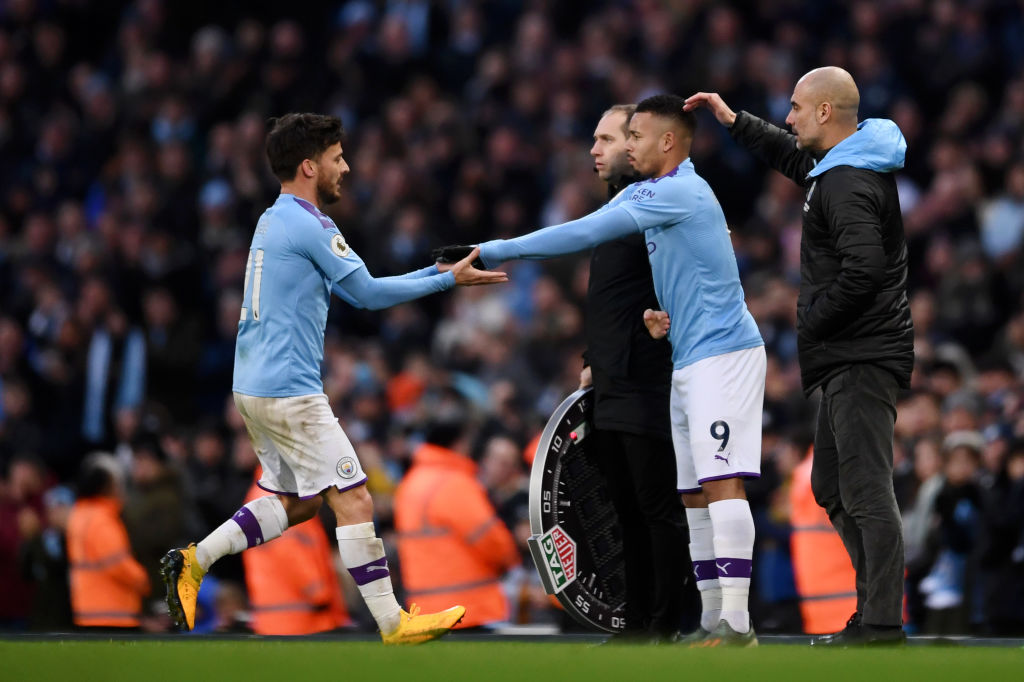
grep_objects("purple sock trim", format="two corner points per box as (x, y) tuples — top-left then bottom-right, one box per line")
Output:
(693, 559), (717, 582)
(232, 506), (264, 547)
(347, 556), (390, 586)
(715, 557), (752, 579)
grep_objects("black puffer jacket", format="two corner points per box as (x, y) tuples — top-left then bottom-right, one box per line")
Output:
(730, 111), (914, 394)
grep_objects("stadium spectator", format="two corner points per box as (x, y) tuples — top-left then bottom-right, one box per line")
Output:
(18, 484), (74, 631)
(66, 453), (150, 629)
(395, 394), (521, 630)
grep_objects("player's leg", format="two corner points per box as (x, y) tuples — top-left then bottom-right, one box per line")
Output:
(322, 484), (465, 644)
(687, 347), (765, 645)
(701, 477), (756, 645)
(161, 395), (321, 631)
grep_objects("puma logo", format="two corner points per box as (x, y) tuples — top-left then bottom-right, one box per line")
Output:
(715, 453), (730, 464)
(716, 561), (732, 575)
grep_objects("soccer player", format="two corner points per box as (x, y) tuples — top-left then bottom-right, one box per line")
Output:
(161, 113), (507, 644)
(443, 94), (766, 646)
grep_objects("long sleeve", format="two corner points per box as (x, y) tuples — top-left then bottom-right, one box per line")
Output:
(478, 205), (640, 269)
(331, 265), (455, 310)
(729, 111), (816, 187)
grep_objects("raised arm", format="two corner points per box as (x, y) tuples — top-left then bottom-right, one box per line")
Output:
(684, 92), (815, 187)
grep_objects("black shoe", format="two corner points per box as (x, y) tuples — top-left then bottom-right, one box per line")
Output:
(811, 612), (862, 646)
(812, 613), (906, 647)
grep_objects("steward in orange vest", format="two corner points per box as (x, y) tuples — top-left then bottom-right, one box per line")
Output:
(396, 429), (520, 629)
(67, 455), (150, 628)
(241, 474), (350, 635)
(789, 448), (858, 634)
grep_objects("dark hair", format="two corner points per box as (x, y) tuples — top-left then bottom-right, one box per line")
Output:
(634, 94), (696, 136)
(265, 113), (345, 182)
(77, 455), (119, 499)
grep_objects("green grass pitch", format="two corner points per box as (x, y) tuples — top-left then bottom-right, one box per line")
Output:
(2, 640), (1021, 682)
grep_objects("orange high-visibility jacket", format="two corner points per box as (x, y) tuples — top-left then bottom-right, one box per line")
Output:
(395, 443), (521, 628)
(67, 497), (150, 627)
(789, 450), (858, 634)
(241, 482), (350, 635)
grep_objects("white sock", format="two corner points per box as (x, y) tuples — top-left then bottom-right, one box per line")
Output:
(196, 495), (288, 572)
(708, 498), (755, 633)
(686, 507), (721, 632)
(336, 522), (402, 634)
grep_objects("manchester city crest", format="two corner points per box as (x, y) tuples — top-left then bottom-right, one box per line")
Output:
(336, 456), (358, 479)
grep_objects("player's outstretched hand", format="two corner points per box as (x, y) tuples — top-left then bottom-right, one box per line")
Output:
(643, 308), (670, 339)
(451, 247), (508, 286)
(683, 92), (737, 128)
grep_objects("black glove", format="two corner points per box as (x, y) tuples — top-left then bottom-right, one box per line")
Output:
(431, 244), (484, 269)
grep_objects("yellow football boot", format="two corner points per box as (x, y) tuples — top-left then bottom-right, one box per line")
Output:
(160, 543), (205, 631)
(380, 604), (466, 645)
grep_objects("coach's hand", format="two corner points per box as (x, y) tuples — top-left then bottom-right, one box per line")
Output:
(451, 247), (508, 286)
(683, 92), (737, 128)
(433, 244), (484, 270)
(643, 308), (671, 339)
(579, 365), (592, 390)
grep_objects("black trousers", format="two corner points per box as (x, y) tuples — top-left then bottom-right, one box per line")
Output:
(590, 428), (698, 635)
(811, 363), (904, 626)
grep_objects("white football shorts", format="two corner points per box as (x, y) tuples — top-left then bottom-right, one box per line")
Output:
(670, 346), (766, 493)
(233, 392), (367, 499)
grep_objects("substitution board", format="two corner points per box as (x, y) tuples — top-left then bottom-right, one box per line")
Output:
(527, 387), (627, 633)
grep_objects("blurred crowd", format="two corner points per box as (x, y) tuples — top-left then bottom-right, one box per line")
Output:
(1, 0), (1023, 636)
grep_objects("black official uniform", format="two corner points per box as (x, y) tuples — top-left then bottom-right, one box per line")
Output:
(730, 111), (913, 629)
(584, 180), (698, 637)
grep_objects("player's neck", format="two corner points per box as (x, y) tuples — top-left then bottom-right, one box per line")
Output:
(654, 151), (689, 178)
(280, 181), (320, 209)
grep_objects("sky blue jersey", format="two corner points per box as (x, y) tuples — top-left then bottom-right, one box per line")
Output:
(233, 193), (454, 397)
(478, 159), (763, 370)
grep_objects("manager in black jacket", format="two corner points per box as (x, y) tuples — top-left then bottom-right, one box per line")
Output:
(686, 68), (913, 645)
(582, 104), (695, 640)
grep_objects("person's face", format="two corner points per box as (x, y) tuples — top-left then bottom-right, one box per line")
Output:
(785, 80), (824, 151)
(590, 112), (633, 183)
(313, 142), (350, 206)
(625, 112), (665, 178)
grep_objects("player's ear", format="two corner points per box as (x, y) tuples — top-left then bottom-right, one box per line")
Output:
(662, 131), (674, 153)
(301, 158), (316, 178)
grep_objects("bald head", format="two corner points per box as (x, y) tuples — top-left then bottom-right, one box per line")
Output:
(786, 66), (860, 152)
(797, 67), (859, 122)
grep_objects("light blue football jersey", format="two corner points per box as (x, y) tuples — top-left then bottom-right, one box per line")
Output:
(479, 159), (762, 370)
(616, 159), (763, 369)
(233, 194), (365, 397)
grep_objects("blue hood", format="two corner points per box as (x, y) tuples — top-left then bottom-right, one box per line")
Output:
(807, 118), (906, 178)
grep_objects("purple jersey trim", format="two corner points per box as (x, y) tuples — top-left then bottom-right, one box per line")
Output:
(678, 487), (703, 494)
(292, 196), (336, 231)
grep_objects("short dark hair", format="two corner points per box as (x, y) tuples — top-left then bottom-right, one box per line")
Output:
(634, 94), (696, 137)
(265, 113), (345, 182)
